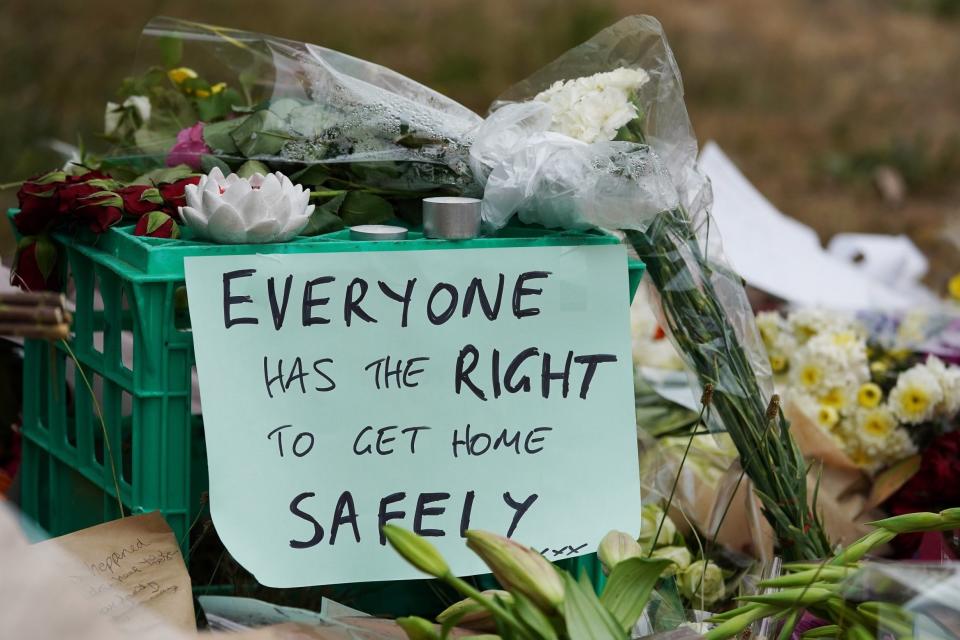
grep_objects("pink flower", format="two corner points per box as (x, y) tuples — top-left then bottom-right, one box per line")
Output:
(166, 122), (211, 170)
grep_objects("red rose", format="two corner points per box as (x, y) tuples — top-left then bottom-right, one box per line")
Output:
(73, 191), (124, 233)
(886, 430), (960, 556)
(158, 176), (201, 216)
(10, 235), (61, 292)
(134, 211), (180, 239)
(13, 170), (65, 235)
(118, 185), (163, 216)
(56, 181), (100, 215)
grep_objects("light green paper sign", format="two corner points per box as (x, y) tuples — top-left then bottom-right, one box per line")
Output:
(185, 244), (640, 587)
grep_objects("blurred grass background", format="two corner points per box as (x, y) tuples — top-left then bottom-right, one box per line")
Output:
(2, 0), (959, 285)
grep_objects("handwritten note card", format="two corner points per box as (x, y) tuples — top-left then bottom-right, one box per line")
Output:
(185, 244), (641, 586)
(32, 512), (195, 632)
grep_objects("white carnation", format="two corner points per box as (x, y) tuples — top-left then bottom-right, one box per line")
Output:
(533, 68), (650, 143)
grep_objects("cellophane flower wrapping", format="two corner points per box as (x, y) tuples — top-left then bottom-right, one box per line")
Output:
(112, 15), (824, 557)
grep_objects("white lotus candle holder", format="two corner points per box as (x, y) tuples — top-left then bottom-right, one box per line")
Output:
(180, 167), (314, 244)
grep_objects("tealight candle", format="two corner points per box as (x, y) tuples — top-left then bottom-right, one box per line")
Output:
(422, 197), (481, 240)
(349, 225), (409, 241)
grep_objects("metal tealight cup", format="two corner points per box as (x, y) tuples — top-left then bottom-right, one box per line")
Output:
(422, 197), (481, 240)
(350, 225), (409, 241)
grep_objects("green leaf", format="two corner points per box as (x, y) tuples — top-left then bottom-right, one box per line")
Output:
(145, 211), (171, 235)
(133, 127), (176, 155)
(301, 198), (347, 236)
(598, 557), (671, 632)
(133, 164), (195, 186)
(230, 110), (289, 157)
(289, 164), (331, 187)
(237, 160), (270, 179)
(561, 572), (627, 640)
(203, 120), (241, 155)
(158, 36), (183, 69)
(33, 235), (59, 281)
(510, 592), (559, 640)
(200, 154), (232, 175)
(338, 191), (394, 226)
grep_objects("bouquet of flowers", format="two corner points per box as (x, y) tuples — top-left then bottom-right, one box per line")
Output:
(758, 309), (960, 475)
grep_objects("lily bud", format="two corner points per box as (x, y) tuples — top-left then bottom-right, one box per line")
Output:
(396, 616), (440, 640)
(869, 511), (945, 533)
(651, 545), (693, 577)
(465, 530), (565, 611)
(597, 531), (644, 573)
(436, 590), (512, 631)
(382, 525), (450, 578)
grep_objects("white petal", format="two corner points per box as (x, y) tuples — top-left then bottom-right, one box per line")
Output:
(179, 206), (209, 237)
(221, 178), (252, 207)
(201, 188), (225, 215)
(202, 175), (221, 195)
(208, 166), (227, 186)
(270, 194), (291, 229)
(238, 189), (268, 227)
(246, 218), (281, 244)
(248, 173), (265, 189)
(206, 203), (248, 244)
(258, 173), (282, 201)
(184, 183), (202, 210)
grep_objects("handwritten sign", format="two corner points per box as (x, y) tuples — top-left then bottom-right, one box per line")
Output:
(185, 244), (641, 586)
(31, 512), (195, 633)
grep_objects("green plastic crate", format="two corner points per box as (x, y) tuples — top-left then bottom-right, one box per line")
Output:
(15, 215), (644, 611)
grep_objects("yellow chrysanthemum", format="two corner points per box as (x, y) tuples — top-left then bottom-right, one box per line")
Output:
(859, 408), (895, 438)
(799, 363), (823, 388)
(770, 353), (788, 373)
(949, 273), (960, 301)
(819, 387), (848, 409)
(894, 385), (932, 421)
(167, 67), (198, 84)
(816, 405), (840, 429)
(848, 447), (870, 468)
(857, 382), (883, 408)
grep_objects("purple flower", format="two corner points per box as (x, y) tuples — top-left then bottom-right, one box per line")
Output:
(166, 122), (211, 170)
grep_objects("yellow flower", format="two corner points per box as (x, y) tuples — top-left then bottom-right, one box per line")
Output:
(799, 363), (823, 388)
(211, 82), (227, 94)
(770, 353), (788, 373)
(949, 273), (960, 301)
(819, 387), (847, 409)
(896, 386), (931, 420)
(816, 405), (840, 429)
(849, 447), (870, 468)
(167, 67), (198, 85)
(857, 383), (883, 408)
(859, 408), (895, 439)
(870, 360), (888, 376)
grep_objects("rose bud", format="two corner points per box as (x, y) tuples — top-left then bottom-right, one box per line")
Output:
(597, 531), (644, 574)
(382, 525), (450, 578)
(119, 185), (164, 216)
(73, 191), (124, 233)
(134, 211), (180, 239)
(158, 175), (202, 214)
(12, 169), (73, 235)
(465, 530), (564, 611)
(11, 235), (61, 292)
